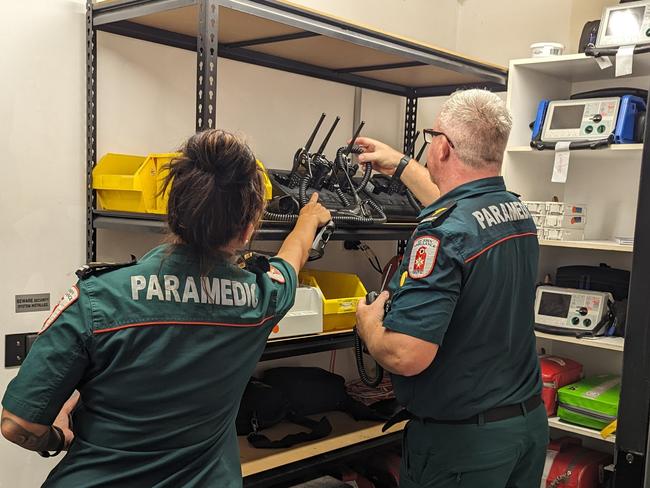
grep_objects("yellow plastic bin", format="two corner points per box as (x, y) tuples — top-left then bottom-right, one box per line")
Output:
(299, 269), (367, 332)
(92, 153), (157, 213)
(93, 152), (273, 214)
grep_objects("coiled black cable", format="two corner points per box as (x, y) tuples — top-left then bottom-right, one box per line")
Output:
(354, 330), (384, 387)
(263, 210), (298, 223)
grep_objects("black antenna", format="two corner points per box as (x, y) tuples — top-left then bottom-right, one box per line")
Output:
(346, 121), (365, 154)
(415, 141), (429, 161)
(305, 113), (326, 153)
(316, 116), (340, 155)
(405, 131), (420, 157)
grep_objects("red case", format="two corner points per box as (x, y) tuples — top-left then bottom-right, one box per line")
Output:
(540, 356), (583, 416)
(543, 438), (612, 488)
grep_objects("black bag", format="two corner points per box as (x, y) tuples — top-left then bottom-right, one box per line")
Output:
(236, 379), (288, 436)
(262, 367), (385, 421)
(236, 378), (332, 449)
(556, 264), (630, 301)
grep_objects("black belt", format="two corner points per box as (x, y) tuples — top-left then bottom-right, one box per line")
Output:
(382, 394), (542, 432)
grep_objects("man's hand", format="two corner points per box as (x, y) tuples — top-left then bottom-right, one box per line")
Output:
(356, 291), (390, 341)
(298, 192), (331, 228)
(353, 137), (404, 176)
(53, 391), (79, 449)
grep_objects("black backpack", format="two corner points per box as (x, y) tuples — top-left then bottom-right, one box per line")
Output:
(236, 368), (384, 448)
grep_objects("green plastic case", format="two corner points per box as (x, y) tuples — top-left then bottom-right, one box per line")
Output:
(557, 374), (620, 430)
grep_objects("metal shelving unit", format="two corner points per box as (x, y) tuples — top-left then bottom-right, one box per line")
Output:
(87, 0), (507, 259)
(87, 1), (507, 485)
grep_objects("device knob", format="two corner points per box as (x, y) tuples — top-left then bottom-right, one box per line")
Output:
(585, 125), (594, 134)
(597, 125), (606, 134)
(579, 307), (588, 316)
(571, 317), (580, 325)
(583, 318), (592, 327)
(592, 114), (603, 123)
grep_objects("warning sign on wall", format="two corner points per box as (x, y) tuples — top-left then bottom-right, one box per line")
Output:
(15, 294), (50, 313)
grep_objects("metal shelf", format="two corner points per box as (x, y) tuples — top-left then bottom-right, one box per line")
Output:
(92, 0), (507, 98)
(261, 330), (355, 361)
(93, 210), (418, 240)
(241, 412), (404, 487)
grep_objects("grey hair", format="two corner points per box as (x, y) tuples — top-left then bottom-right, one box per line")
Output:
(438, 89), (512, 169)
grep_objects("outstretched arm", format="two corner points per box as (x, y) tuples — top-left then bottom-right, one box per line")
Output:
(354, 136), (440, 207)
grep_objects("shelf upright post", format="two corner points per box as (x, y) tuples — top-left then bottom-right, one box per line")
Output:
(396, 94), (419, 256)
(196, 0), (219, 132)
(86, 0), (97, 262)
(403, 95), (418, 155)
(615, 90), (650, 487)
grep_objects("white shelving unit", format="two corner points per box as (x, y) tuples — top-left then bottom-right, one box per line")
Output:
(547, 417), (615, 444)
(504, 52), (644, 452)
(538, 240), (632, 253)
(535, 332), (624, 352)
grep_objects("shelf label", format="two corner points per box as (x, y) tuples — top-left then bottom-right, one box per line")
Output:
(616, 45), (635, 77)
(552, 141), (571, 183)
(15, 293), (50, 313)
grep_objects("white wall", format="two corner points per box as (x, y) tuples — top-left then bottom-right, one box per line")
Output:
(0, 0), (88, 484)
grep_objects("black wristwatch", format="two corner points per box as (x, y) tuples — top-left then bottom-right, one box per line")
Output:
(388, 155), (411, 193)
(38, 426), (65, 458)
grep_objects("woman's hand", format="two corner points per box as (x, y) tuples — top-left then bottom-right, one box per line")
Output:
(53, 391), (79, 449)
(298, 192), (331, 228)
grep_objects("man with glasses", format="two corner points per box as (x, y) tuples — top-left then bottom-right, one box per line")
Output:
(354, 89), (547, 488)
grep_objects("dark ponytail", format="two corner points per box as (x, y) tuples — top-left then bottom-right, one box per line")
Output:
(161, 130), (265, 261)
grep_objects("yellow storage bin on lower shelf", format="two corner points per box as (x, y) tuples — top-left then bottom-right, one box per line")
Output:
(93, 152), (272, 214)
(299, 269), (367, 332)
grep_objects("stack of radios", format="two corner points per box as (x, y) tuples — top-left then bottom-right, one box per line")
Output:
(523, 201), (587, 241)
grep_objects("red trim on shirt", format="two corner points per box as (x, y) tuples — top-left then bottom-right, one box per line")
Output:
(464, 232), (537, 264)
(93, 316), (275, 335)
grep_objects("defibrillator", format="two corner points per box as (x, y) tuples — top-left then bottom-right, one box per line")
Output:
(534, 286), (614, 337)
(530, 89), (646, 150)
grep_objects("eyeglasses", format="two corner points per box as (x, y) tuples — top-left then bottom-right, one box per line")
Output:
(423, 129), (455, 149)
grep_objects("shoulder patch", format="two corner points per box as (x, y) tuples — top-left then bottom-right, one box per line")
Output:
(40, 285), (79, 334)
(267, 266), (285, 284)
(419, 202), (457, 227)
(408, 235), (440, 279)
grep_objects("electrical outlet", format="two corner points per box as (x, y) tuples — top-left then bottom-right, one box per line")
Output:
(5, 333), (38, 367)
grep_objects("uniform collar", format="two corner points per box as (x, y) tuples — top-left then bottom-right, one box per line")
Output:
(418, 176), (506, 220)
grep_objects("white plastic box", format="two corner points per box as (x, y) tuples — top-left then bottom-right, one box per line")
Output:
(544, 214), (587, 229)
(523, 201), (547, 215)
(543, 228), (585, 241)
(269, 286), (323, 339)
(545, 202), (587, 216)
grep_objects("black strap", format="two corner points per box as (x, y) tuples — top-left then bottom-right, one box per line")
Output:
(387, 155), (411, 194)
(387, 395), (542, 430)
(246, 413), (332, 449)
(76, 255), (137, 279)
(38, 426), (65, 458)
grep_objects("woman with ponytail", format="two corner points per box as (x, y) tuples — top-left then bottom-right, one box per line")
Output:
(1, 130), (331, 487)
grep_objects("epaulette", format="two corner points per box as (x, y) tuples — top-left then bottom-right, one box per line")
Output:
(76, 255), (137, 280)
(418, 202), (457, 227)
(238, 252), (271, 275)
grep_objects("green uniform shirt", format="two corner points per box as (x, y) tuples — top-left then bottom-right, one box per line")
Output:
(2, 245), (297, 488)
(384, 176), (542, 420)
